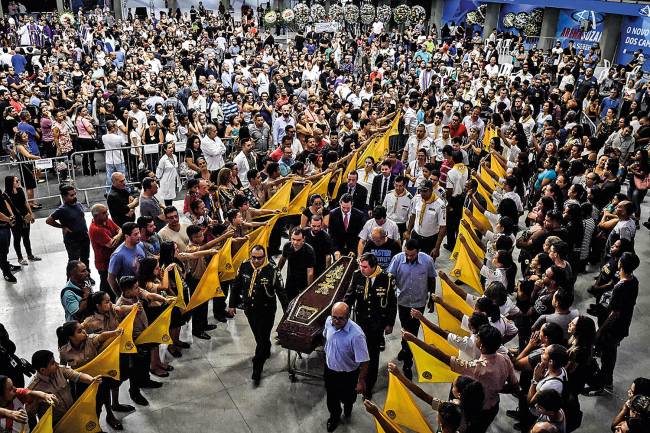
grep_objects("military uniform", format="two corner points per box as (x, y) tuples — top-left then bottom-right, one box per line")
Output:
(343, 269), (397, 396)
(230, 260), (288, 376)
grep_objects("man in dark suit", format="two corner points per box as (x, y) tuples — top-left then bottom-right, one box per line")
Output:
(335, 170), (368, 212)
(369, 160), (395, 212)
(329, 194), (367, 258)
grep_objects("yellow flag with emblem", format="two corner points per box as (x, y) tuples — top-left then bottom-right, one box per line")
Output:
(173, 267), (187, 309)
(262, 178), (293, 212)
(451, 220), (485, 262)
(31, 405), (53, 433)
(436, 303), (470, 337)
(54, 380), (100, 433)
(135, 303), (174, 344)
(309, 171), (333, 199)
(118, 306), (138, 354)
(441, 279), (474, 317)
(450, 243), (484, 295)
(253, 214), (281, 249)
(288, 181), (312, 215)
(229, 239), (250, 279)
(374, 407), (407, 433)
(482, 126), (498, 151)
(421, 322), (459, 357)
(491, 153), (506, 179)
(408, 341), (460, 383)
(184, 253), (224, 312)
(76, 334), (120, 380)
(383, 372), (435, 433)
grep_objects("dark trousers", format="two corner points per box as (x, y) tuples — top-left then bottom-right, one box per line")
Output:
(324, 366), (359, 419)
(410, 231), (438, 256)
(78, 137), (97, 176)
(446, 195), (464, 249)
(597, 332), (622, 387)
(98, 270), (115, 302)
(360, 325), (383, 395)
(468, 403), (500, 433)
(396, 222), (407, 237)
(399, 305), (425, 368)
(213, 281), (230, 319)
(0, 227), (12, 276)
(10, 223), (32, 260)
(63, 235), (90, 270)
(245, 306), (276, 370)
(186, 276), (208, 333)
(128, 348), (151, 390)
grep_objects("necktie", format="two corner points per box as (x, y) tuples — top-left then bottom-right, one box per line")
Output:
(343, 212), (349, 231)
(381, 177), (388, 203)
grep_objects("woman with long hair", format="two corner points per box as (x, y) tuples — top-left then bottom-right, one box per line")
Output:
(627, 149), (650, 224)
(127, 117), (143, 182)
(12, 131), (41, 209)
(0, 375), (57, 431)
(141, 116), (164, 172)
(75, 106), (97, 176)
(184, 134), (203, 176)
(566, 315), (597, 395)
(3, 176), (39, 266)
(155, 142), (181, 207)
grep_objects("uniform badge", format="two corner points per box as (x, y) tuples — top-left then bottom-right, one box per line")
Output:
(386, 410), (396, 419)
(422, 371), (432, 380)
(108, 369), (118, 378)
(86, 421), (98, 431)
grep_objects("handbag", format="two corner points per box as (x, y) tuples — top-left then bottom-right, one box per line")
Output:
(634, 173), (650, 190)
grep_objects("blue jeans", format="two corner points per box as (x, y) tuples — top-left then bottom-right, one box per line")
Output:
(105, 163), (126, 194)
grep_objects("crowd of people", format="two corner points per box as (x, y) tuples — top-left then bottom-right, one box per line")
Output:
(0, 3), (650, 433)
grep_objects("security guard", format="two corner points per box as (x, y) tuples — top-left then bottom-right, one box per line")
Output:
(229, 244), (288, 386)
(343, 252), (396, 399)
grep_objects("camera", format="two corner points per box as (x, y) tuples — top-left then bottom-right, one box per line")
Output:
(0, 343), (37, 378)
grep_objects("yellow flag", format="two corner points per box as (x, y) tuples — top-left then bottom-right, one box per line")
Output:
(408, 341), (459, 383)
(358, 136), (380, 168)
(482, 126), (498, 151)
(450, 244), (484, 295)
(480, 167), (497, 190)
(185, 253), (224, 312)
(76, 334), (120, 380)
(253, 214), (281, 249)
(217, 237), (233, 273)
(288, 180), (312, 215)
(334, 151), (358, 197)
(173, 268), (187, 309)
(118, 307), (138, 354)
(491, 154), (506, 179)
(309, 171), (333, 199)
(383, 372), (435, 433)
(54, 380), (101, 433)
(262, 178), (293, 212)
(388, 113), (401, 136)
(225, 239), (250, 282)
(441, 279), (474, 317)
(31, 405), (53, 433)
(451, 220), (485, 262)
(374, 408), (407, 433)
(421, 322), (459, 357)
(474, 176), (497, 213)
(135, 303), (174, 345)
(436, 303), (470, 337)
(472, 203), (492, 233)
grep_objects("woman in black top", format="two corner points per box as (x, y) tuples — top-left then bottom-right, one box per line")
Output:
(3, 176), (40, 265)
(0, 187), (18, 282)
(141, 116), (164, 172)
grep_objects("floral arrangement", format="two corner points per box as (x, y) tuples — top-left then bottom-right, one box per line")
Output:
(294, 3), (310, 26)
(344, 4), (360, 24)
(360, 4), (375, 25)
(410, 6), (426, 23)
(393, 4), (410, 24)
(281, 9), (295, 23)
(329, 5), (344, 22)
(376, 5), (392, 23)
(466, 4), (487, 26)
(58, 10), (75, 25)
(311, 4), (326, 22)
(264, 11), (278, 26)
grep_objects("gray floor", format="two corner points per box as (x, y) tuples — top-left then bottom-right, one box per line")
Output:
(1, 202), (648, 433)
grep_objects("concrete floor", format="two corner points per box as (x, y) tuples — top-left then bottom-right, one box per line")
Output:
(1, 201), (648, 433)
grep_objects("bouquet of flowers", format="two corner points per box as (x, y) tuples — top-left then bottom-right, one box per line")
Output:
(376, 5), (392, 23)
(294, 3), (310, 27)
(344, 5), (360, 24)
(58, 10), (75, 25)
(281, 9), (295, 24)
(264, 11), (278, 27)
(311, 4), (326, 22)
(329, 5), (344, 22)
(393, 4), (410, 24)
(410, 6), (426, 23)
(360, 4), (375, 25)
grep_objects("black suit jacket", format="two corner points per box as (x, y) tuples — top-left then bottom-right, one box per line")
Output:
(328, 207), (367, 255)
(336, 183), (368, 213)
(369, 174), (395, 209)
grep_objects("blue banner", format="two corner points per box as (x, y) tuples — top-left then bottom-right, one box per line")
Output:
(442, 0), (484, 26)
(555, 9), (605, 52)
(496, 4), (543, 37)
(616, 16), (650, 72)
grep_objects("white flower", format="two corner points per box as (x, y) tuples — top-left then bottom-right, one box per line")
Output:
(282, 9), (295, 23)
(264, 11), (277, 25)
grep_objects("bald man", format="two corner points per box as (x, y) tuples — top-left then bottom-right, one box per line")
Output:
(323, 302), (370, 431)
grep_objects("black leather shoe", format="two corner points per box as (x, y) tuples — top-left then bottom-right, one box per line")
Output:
(205, 324), (218, 331)
(129, 390), (149, 406)
(111, 403), (135, 413)
(343, 404), (353, 418)
(252, 369), (261, 386)
(403, 366), (413, 381)
(140, 380), (163, 389)
(214, 316), (228, 323)
(193, 331), (211, 340)
(326, 417), (339, 432)
(3, 274), (16, 283)
(176, 341), (191, 349)
(9, 265), (21, 272)
(106, 416), (123, 430)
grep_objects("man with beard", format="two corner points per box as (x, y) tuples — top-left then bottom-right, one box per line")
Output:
(303, 215), (334, 278)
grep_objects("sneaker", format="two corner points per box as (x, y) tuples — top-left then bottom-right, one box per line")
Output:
(129, 390), (149, 406)
(18, 259), (28, 266)
(644, 221), (650, 230)
(28, 256), (42, 261)
(3, 274), (17, 283)
(9, 265), (21, 272)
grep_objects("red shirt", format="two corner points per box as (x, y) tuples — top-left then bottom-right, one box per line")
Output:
(448, 122), (468, 139)
(89, 218), (120, 271)
(439, 159), (454, 187)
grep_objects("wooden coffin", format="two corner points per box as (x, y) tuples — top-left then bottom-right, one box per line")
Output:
(276, 255), (356, 354)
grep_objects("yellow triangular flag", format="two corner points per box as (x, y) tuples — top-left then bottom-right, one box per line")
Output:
(474, 176), (497, 213)
(421, 322), (459, 357)
(252, 214), (281, 250)
(358, 136), (380, 168)
(309, 171), (333, 199)
(374, 408), (407, 433)
(185, 253), (224, 312)
(230, 239), (250, 273)
(135, 303), (174, 344)
(480, 166), (497, 190)
(383, 372), (435, 433)
(408, 341), (459, 383)
(491, 154), (506, 179)
(54, 380), (100, 433)
(436, 303), (470, 337)
(482, 126), (498, 151)
(450, 243), (484, 294)
(31, 405), (53, 433)
(451, 220), (485, 262)
(76, 335), (120, 380)
(262, 178), (293, 212)
(288, 181), (312, 215)
(472, 204), (492, 233)
(118, 307), (138, 354)
(441, 279), (474, 317)
(217, 237), (234, 278)
(173, 268), (187, 309)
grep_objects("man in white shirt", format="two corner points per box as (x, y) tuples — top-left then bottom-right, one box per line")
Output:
(233, 138), (256, 188)
(462, 107), (485, 141)
(406, 179), (446, 258)
(402, 124), (433, 163)
(200, 124), (226, 171)
(382, 176), (413, 236)
(485, 57), (499, 79)
(102, 121), (126, 193)
(187, 87), (207, 113)
(357, 205), (401, 256)
(445, 151), (469, 251)
(257, 66), (270, 95)
(434, 126), (452, 163)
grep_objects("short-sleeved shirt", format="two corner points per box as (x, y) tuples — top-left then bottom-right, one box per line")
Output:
(50, 202), (88, 240)
(387, 252), (436, 308)
(450, 352), (518, 409)
(61, 281), (92, 321)
(363, 239), (402, 271)
(383, 191), (412, 224)
(89, 219), (120, 271)
(358, 218), (401, 241)
(28, 366), (80, 423)
(446, 164), (469, 197)
(17, 121), (40, 155)
(139, 195), (164, 231)
(282, 242), (316, 290)
(159, 224), (190, 252)
(532, 310), (579, 339)
(108, 242), (146, 278)
(303, 229), (334, 277)
(409, 194), (446, 237)
(59, 333), (103, 369)
(601, 276), (639, 339)
(323, 316), (370, 372)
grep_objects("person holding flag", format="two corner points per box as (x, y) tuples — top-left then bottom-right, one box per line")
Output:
(228, 245), (287, 386)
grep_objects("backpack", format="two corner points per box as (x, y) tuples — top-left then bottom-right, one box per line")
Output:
(547, 374), (583, 433)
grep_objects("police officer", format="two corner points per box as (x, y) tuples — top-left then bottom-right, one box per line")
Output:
(343, 252), (396, 399)
(229, 245), (288, 386)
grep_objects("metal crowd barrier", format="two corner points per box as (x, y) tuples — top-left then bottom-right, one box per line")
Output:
(0, 156), (73, 206)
